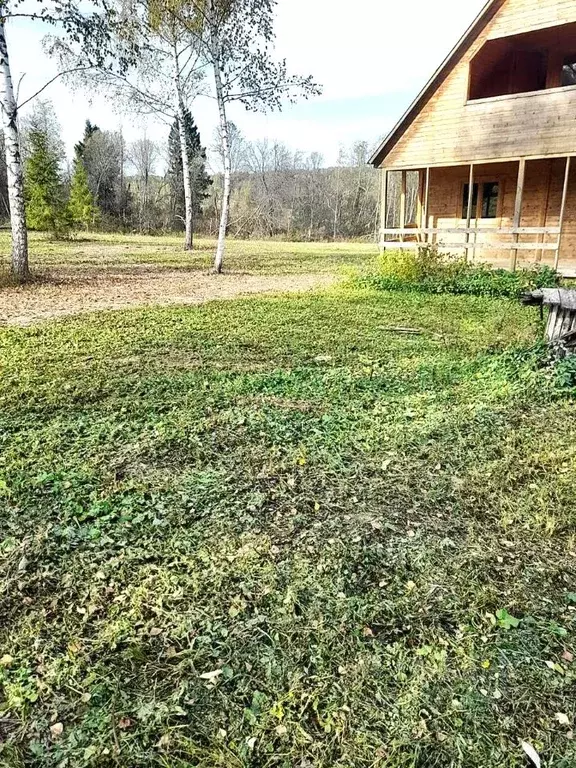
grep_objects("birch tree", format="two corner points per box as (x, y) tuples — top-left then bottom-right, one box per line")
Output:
(0, 0), (136, 281)
(65, 1), (204, 250)
(184, 0), (320, 273)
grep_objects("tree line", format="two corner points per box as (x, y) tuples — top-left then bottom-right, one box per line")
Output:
(7, 99), (211, 239)
(0, 0), (320, 281)
(0, 99), (381, 244)
(206, 132), (380, 240)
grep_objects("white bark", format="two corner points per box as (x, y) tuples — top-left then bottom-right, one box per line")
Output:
(213, 62), (231, 274)
(0, 18), (28, 281)
(173, 45), (193, 251)
(208, 2), (230, 274)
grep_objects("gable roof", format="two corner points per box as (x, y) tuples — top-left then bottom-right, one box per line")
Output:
(369, 0), (505, 167)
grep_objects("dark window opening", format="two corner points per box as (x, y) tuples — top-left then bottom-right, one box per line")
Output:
(562, 55), (576, 86)
(462, 182), (499, 220)
(481, 182), (499, 218)
(469, 22), (576, 100)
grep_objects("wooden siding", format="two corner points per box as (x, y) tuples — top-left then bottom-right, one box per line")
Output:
(421, 160), (576, 264)
(381, 0), (576, 169)
(487, 0), (576, 37)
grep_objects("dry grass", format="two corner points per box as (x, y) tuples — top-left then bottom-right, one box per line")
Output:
(0, 271), (337, 326)
(0, 232), (375, 326)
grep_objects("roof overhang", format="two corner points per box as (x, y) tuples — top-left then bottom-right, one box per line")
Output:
(369, 0), (504, 167)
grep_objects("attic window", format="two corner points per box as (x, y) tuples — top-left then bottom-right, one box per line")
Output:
(468, 22), (576, 100)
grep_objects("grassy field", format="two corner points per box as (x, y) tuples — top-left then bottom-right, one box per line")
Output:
(1, 239), (576, 767)
(0, 232), (378, 277)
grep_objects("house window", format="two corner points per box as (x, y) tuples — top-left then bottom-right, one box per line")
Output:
(562, 55), (576, 86)
(481, 182), (499, 218)
(462, 181), (500, 219)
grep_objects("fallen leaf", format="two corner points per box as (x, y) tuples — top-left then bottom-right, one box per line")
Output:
(50, 722), (64, 738)
(521, 741), (541, 768)
(80, 692), (91, 703)
(555, 713), (571, 726)
(199, 669), (223, 681)
(118, 717), (133, 730)
(362, 626), (374, 637)
(275, 724), (288, 736)
(246, 736), (257, 749)
(0, 654), (14, 667)
(562, 650), (574, 663)
(149, 627), (162, 636)
(17, 556), (28, 572)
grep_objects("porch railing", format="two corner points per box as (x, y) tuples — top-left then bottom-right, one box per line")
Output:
(380, 226), (561, 251)
(380, 156), (572, 270)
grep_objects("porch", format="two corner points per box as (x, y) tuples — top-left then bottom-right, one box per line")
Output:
(379, 156), (576, 275)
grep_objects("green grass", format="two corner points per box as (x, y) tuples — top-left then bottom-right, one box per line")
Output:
(0, 232), (378, 276)
(1, 278), (576, 766)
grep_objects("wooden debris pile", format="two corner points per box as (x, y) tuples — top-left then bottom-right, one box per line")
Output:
(522, 288), (576, 357)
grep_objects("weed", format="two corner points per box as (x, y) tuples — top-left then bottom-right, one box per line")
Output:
(0, 273), (575, 766)
(356, 246), (560, 298)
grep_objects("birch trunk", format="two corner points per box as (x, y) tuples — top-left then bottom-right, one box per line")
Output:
(173, 46), (193, 251)
(208, 10), (230, 274)
(0, 18), (28, 281)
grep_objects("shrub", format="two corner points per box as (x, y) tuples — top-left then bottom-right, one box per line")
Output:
(357, 246), (559, 299)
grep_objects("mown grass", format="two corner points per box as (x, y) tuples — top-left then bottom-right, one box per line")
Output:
(1, 283), (576, 767)
(0, 232), (377, 276)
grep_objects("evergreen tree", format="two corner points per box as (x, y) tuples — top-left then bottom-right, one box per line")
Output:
(167, 108), (211, 233)
(24, 129), (69, 237)
(69, 156), (97, 230)
(74, 120), (100, 160)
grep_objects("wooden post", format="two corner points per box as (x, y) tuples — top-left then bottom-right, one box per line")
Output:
(423, 167), (430, 244)
(537, 159), (553, 263)
(510, 158), (526, 272)
(379, 168), (389, 253)
(399, 170), (407, 243)
(554, 156), (571, 272)
(464, 163), (475, 261)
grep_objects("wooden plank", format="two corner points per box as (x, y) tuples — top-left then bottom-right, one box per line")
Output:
(379, 169), (389, 252)
(554, 155), (571, 271)
(380, 240), (559, 251)
(464, 163), (475, 261)
(399, 171), (407, 243)
(384, 153), (575, 172)
(423, 167), (430, 244)
(537, 159), (553, 262)
(380, 227), (561, 235)
(546, 306), (558, 341)
(510, 158), (526, 272)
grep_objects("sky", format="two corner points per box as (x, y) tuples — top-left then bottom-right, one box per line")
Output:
(9, 0), (487, 170)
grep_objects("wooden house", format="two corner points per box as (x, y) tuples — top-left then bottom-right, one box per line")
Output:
(370, 0), (576, 272)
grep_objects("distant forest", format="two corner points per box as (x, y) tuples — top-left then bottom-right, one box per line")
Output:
(0, 100), (388, 242)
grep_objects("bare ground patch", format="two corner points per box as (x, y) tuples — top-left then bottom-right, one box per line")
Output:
(0, 269), (337, 326)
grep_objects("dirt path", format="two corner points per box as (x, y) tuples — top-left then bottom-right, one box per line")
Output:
(0, 270), (337, 327)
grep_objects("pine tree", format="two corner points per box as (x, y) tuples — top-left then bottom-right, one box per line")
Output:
(69, 156), (97, 230)
(74, 120), (100, 160)
(24, 129), (70, 238)
(167, 108), (211, 234)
